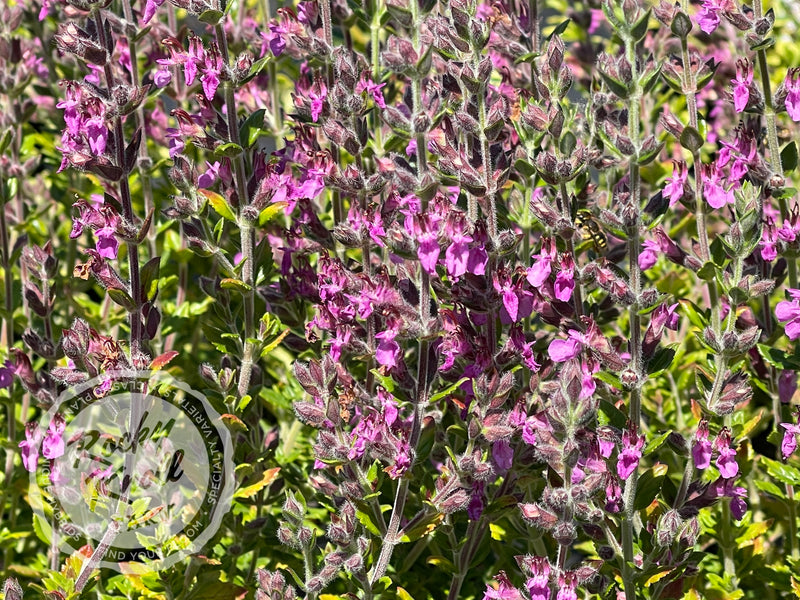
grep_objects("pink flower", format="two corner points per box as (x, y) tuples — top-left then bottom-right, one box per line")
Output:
(95, 226), (119, 260)
(18, 422), (42, 472)
(663, 161), (688, 207)
(548, 333), (582, 362)
(785, 70), (800, 121)
(355, 77), (386, 109)
(776, 289), (800, 340)
(142, 0), (166, 23)
(781, 421), (800, 459)
(523, 557), (550, 600)
(692, 420), (712, 469)
(714, 428), (738, 479)
(42, 414), (66, 460)
(483, 572), (522, 600)
(731, 59), (753, 113)
(309, 82), (327, 122)
(617, 423), (645, 481)
(701, 163), (734, 209)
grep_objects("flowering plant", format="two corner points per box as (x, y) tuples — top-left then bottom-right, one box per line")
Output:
(2, 0), (800, 598)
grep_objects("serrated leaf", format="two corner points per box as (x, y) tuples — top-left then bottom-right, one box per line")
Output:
(234, 467), (281, 499)
(547, 19), (571, 39)
(634, 466), (665, 511)
(761, 457), (800, 485)
(370, 369), (396, 393)
(753, 479), (785, 498)
(647, 347), (675, 374)
(644, 430), (671, 456)
(599, 399), (628, 429)
(200, 189), (237, 222)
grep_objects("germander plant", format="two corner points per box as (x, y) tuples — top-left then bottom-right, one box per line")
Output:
(2, 0), (800, 598)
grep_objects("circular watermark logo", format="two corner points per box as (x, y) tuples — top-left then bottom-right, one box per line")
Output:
(27, 370), (233, 573)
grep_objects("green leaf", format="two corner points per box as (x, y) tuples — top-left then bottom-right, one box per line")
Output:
(547, 19), (571, 40)
(259, 202), (288, 225)
(234, 467), (281, 499)
(0, 129), (12, 156)
(559, 131), (577, 156)
(200, 189), (237, 223)
(108, 287), (136, 311)
(680, 126), (704, 152)
(198, 9), (224, 24)
(186, 581), (248, 600)
(219, 278), (252, 293)
(647, 347), (675, 374)
(697, 261), (717, 281)
(643, 430), (671, 456)
(239, 108), (266, 148)
(260, 329), (289, 358)
(761, 457), (800, 486)
(214, 142), (244, 158)
(599, 70), (629, 99)
(781, 141), (798, 173)
(356, 508), (383, 536)
(599, 399), (627, 429)
(630, 9), (651, 41)
(370, 369), (396, 394)
(634, 466), (665, 511)
(400, 510), (444, 542)
(749, 37), (774, 51)
(514, 158), (537, 178)
(753, 479), (785, 499)
(140, 256), (161, 302)
(430, 377), (469, 403)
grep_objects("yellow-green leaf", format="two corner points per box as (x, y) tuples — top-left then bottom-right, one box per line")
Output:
(200, 189), (237, 223)
(234, 467), (281, 499)
(259, 201), (288, 225)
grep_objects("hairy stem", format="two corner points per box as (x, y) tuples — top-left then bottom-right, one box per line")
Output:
(214, 24), (257, 398)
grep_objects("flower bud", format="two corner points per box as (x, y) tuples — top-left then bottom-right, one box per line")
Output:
(656, 509), (683, 546)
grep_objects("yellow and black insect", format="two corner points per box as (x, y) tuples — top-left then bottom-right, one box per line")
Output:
(575, 209), (608, 254)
